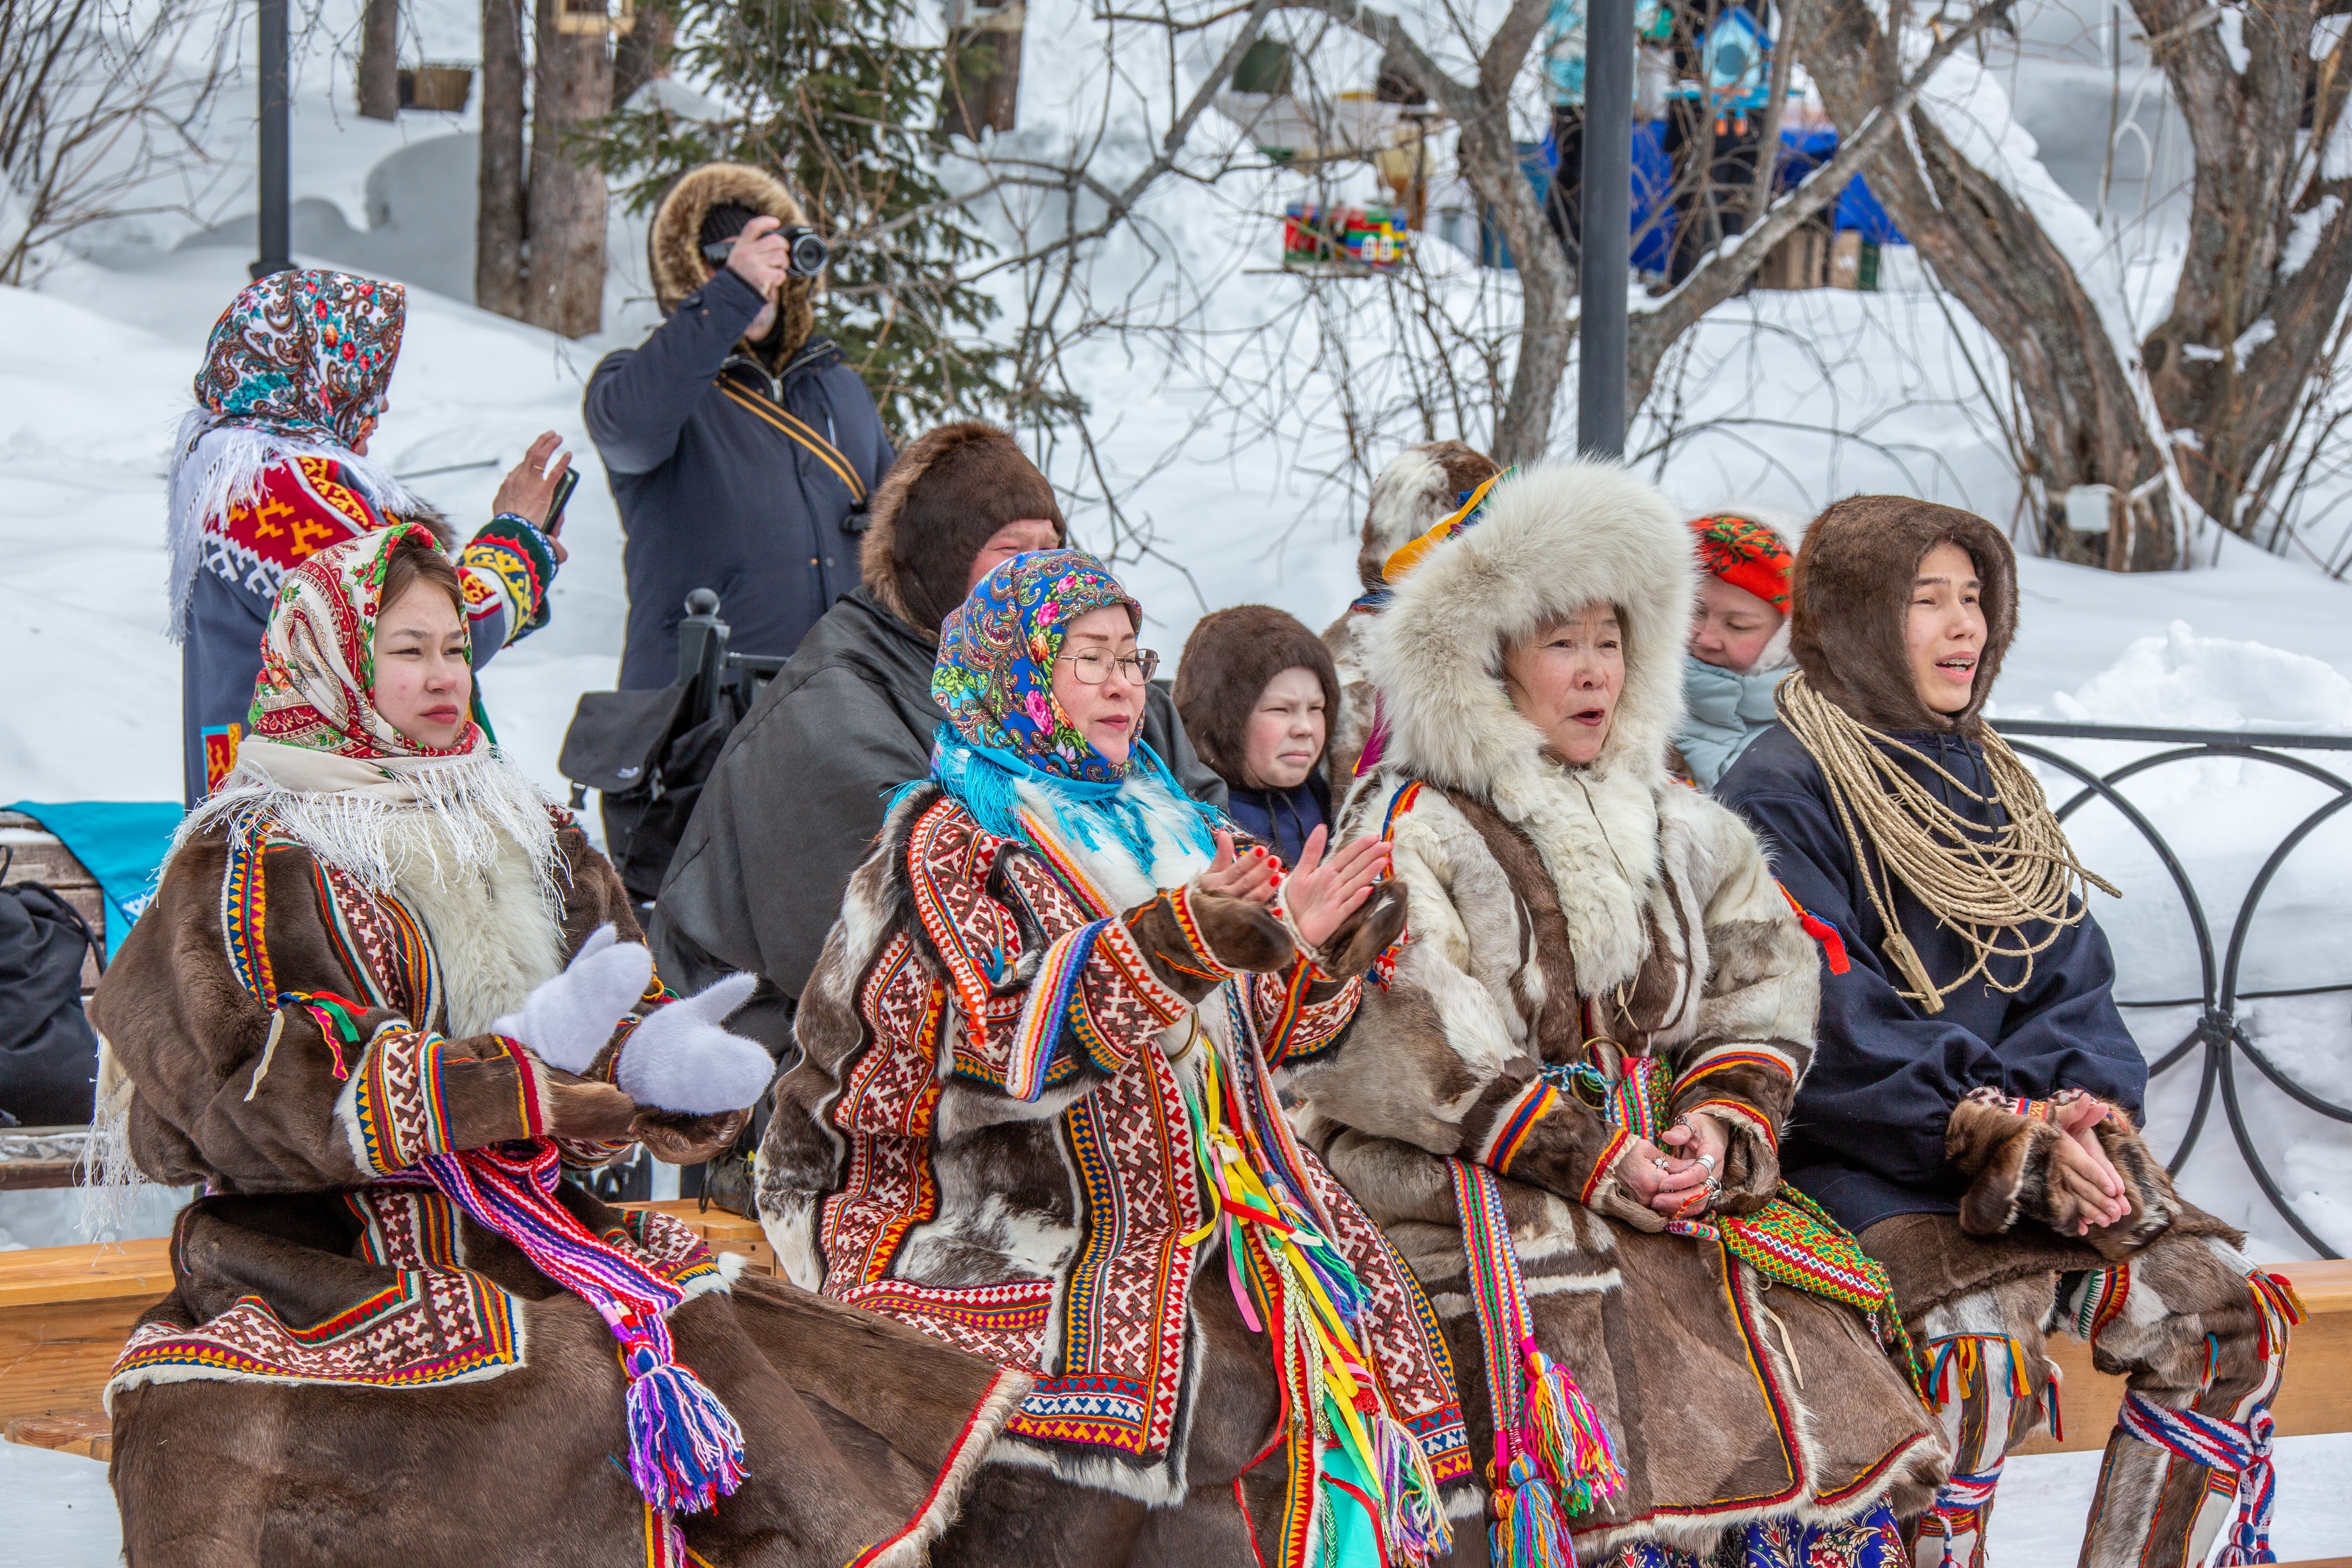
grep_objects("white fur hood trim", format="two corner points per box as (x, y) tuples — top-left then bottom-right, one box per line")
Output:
(1367, 459), (1694, 810)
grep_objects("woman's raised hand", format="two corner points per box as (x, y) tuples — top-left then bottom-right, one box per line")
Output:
(1198, 829), (1281, 904)
(1284, 826), (1393, 950)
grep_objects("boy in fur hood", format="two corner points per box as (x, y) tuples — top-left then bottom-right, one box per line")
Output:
(650, 422), (1223, 1040)
(586, 163), (894, 691)
(1719, 496), (2297, 1567)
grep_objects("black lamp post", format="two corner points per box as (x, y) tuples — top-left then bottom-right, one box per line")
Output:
(1577, 0), (1632, 457)
(251, 0), (293, 279)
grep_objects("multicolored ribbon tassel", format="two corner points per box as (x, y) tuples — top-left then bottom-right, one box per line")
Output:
(1179, 997), (1451, 1568)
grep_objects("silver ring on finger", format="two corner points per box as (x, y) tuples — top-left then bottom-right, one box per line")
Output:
(1695, 1154), (1717, 1174)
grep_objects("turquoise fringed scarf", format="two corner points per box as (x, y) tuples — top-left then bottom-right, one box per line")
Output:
(924, 548), (1222, 875)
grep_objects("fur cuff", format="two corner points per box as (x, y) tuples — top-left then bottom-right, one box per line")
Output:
(1128, 882), (1296, 996)
(2087, 1111), (2183, 1258)
(1585, 1165), (1668, 1234)
(1290, 881), (1408, 986)
(1946, 1088), (2169, 1252)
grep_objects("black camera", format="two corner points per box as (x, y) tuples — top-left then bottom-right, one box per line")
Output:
(701, 225), (829, 278)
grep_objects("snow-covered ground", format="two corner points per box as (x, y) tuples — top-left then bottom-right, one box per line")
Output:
(2, 0), (2350, 1559)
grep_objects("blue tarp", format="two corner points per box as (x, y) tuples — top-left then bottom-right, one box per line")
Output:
(5, 802), (182, 958)
(1485, 119), (1902, 270)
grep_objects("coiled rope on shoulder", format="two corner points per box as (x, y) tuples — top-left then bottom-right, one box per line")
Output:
(1774, 673), (2118, 1013)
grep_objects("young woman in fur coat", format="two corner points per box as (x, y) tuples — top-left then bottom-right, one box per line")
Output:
(755, 549), (1470, 1567)
(1293, 463), (1947, 1567)
(93, 525), (1032, 1567)
(1717, 497), (2297, 1568)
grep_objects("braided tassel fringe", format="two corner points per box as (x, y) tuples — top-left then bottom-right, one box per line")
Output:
(1490, 1443), (1577, 1568)
(1372, 1407), (1450, 1563)
(1519, 1335), (1624, 1516)
(624, 1348), (750, 1516)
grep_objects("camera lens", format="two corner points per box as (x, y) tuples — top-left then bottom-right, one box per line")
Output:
(785, 229), (829, 277)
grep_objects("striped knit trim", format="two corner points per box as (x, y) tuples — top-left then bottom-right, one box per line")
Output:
(1668, 1045), (1798, 1099)
(1475, 1077), (1562, 1175)
(1165, 882), (1244, 979)
(1578, 1126), (1632, 1207)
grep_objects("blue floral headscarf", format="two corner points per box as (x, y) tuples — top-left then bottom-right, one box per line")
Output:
(927, 550), (1220, 864)
(193, 269), (406, 448)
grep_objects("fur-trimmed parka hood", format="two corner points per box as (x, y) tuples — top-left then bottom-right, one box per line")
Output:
(1368, 460), (1692, 806)
(648, 162), (817, 368)
(858, 421), (1066, 638)
(1791, 495), (2017, 736)
(1172, 605), (1341, 789)
(1355, 440), (1500, 593)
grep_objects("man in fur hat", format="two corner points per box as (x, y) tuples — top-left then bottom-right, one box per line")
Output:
(1320, 439), (1500, 784)
(587, 163), (894, 691)
(1718, 497), (2298, 1568)
(649, 422), (1224, 1045)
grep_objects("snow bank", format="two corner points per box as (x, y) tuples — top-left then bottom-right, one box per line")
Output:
(2053, 619), (2352, 732)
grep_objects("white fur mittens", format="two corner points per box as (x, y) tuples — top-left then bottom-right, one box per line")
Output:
(617, 973), (772, 1116)
(492, 924), (653, 1075)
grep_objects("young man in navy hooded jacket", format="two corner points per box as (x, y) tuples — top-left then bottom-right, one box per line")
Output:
(587, 163), (893, 690)
(1719, 496), (2297, 1568)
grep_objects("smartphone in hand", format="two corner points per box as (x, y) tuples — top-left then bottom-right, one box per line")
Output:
(545, 467), (581, 532)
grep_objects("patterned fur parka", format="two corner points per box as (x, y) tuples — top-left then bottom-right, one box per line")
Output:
(1294, 463), (1947, 1559)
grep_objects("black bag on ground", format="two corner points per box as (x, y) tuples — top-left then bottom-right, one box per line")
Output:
(0, 880), (104, 1127)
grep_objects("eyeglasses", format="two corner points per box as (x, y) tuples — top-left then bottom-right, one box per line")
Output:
(1056, 648), (1160, 685)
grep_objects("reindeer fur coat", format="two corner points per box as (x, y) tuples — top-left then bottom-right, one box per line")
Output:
(1295, 463), (1948, 1557)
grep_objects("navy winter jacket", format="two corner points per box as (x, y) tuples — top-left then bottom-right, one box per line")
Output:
(1717, 722), (2148, 1235)
(586, 268), (895, 691)
(1224, 772), (1332, 870)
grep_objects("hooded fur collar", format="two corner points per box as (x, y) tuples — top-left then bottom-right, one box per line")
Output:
(648, 162), (818, 370)
(1366, 461), (1693, 983)
(1789, 496), (2018, 736)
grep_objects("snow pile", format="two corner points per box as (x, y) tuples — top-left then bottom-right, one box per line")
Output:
(2053, 619), (2352, 733)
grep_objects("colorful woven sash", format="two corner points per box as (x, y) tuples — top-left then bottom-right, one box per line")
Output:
(1448, 1158), (1624, 1566)
(1557, 1053), (1929, 1397)
(1180, 997), (1452, 1568)
(386, 1142), (746, 1518)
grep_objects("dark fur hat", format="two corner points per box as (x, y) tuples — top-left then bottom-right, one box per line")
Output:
(648, 163), (817, 370)
(860, 422), (1066, 639)
(1173, 605), (1342, 789)
(1790, 495), (2018, 735)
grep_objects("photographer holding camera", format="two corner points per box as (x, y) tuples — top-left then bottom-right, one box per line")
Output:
(587, 163), (895, 690)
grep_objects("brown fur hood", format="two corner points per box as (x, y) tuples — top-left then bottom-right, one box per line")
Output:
(858, 421), (1066, 637)
(1791, 495), (2018, 735)
(648, 162), (817, 365)
(1355, 440), (1500, 593)
(1172, 605), (1341, 788)
(1368, 460), (1692, 802)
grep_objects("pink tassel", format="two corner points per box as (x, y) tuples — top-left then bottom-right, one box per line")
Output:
(1519, 1336), (1622, 1516)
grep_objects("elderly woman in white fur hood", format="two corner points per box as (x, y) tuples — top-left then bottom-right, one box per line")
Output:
(1290, 464), (1946, 1566)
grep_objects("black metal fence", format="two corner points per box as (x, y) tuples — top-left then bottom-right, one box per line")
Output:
(1999, 719), (2352, 1257)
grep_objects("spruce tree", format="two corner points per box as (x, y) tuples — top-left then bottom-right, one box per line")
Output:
(597, 0), (1007, 430)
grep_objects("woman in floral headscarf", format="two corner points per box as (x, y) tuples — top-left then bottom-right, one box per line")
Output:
(169, 267), (572, 804)
(91, 524), (1036, 1566)
(756, 550), (1472, 1568)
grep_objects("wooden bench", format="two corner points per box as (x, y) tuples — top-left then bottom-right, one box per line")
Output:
(0, 1201), (775, 1460)
(2017, 1256), (2352, 1456)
